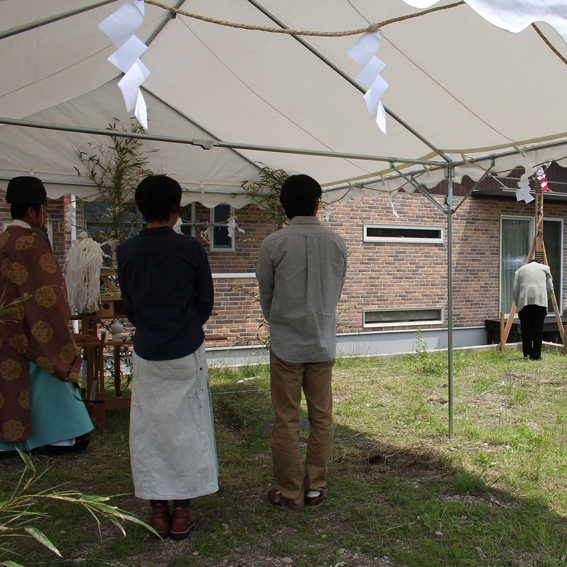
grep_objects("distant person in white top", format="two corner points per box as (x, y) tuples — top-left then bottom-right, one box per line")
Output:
(257, 174), (347, 512)
(512, 259), (554, 361)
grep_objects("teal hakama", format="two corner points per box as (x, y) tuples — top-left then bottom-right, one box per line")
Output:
(0, 362), (93, 451)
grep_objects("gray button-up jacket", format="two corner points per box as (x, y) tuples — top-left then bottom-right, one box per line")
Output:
(257, 216), (347, 363)
(512, 260), (554, 312)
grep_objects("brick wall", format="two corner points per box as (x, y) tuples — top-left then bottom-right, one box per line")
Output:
(200, 191), (567, 348)
(3, 187), (566, 350)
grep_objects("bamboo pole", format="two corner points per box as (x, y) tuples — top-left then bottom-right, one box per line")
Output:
(543, 245), (564, 345)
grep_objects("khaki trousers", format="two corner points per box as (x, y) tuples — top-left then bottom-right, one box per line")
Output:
(270, 350), (335, 510)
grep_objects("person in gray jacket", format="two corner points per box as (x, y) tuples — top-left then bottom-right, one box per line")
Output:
(512, 259), (554, 360)
(257, 174), (347, 512)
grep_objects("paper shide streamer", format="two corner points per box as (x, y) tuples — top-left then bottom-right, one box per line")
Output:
(516, 162), (552, 204)
(98, 0), (149, 128)
(347, 30), (388, 134)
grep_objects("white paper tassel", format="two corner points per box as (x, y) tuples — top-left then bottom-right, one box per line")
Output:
(64, 232), (103, 314)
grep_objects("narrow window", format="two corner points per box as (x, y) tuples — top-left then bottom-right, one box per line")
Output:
(364, 224), (444, 243)
(364, 308), (443, 327)
(210, 204), (234, 251)
(179, 203), (196, 237)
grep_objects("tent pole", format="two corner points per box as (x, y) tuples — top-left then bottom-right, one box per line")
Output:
(0, 117), (441, 166)
(145, 0), (187, 46)
(447, 168), (454, 438)
(0, 1), (118, 41)
(391, 164), (447, 214)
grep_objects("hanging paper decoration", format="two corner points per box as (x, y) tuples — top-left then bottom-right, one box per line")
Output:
(535, 162), (551, 191)
(389, 192), (400, 218)
(64, 201), (76, 233)
(98, 0), (149, 129)
(227, 217), (245, 239)
(347, 31), (388, 134)
(64, 233), (104, 314)
(516, 180), (534, 204)
(324, 204), (334, 223)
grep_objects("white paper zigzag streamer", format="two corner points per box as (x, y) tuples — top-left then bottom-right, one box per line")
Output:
(347, 30), (388, 134)
(98, 0), (149, 128)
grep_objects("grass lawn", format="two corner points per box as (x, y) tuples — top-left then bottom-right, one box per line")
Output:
(2, 345), (567, 566)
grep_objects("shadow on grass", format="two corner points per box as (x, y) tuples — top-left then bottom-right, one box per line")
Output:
(3, 368), (567, 567)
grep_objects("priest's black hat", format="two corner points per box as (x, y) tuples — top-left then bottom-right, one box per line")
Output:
(6, 176), (47, 205)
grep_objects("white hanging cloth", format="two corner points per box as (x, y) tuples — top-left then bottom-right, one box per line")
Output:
(64, 232), (104, 314)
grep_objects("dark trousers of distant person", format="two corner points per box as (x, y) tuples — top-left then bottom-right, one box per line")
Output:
(518, 304), (547, 360)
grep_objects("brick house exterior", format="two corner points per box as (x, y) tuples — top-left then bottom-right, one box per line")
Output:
(1, 164), (566, 355)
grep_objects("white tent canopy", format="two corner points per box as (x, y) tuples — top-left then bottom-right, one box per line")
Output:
(2, 1), (567, 436)
(2, 0), (567, 205)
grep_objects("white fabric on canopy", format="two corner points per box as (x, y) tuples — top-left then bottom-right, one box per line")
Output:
(1, 0), (567, 205)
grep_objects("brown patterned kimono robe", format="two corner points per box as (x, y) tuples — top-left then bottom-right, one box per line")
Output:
(0, 224), (82, 442)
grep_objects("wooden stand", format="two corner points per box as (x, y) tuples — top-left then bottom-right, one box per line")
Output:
(71, 301), (228, 432)
(72, 311), (132, 434)
(500, 186), (564, 353)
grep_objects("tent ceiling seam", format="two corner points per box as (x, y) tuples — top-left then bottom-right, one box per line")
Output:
(380, 31), (516, 145)
(0, 0), (118, 41)
(532, 23), (567, 66)
(145, 0), (187, 47)
(176, 15), (374, 176)
(141, 86), (261, 171)
(0, 15), (163, 106)
(245, 0), (451, 163)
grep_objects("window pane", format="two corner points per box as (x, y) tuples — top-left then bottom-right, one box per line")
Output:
(501, 218), (531, 314)
(179, 204), (194, 236)
(364, 308), (442, 326)
(213, 204), (231, 249)
(366, 227), (441, 239)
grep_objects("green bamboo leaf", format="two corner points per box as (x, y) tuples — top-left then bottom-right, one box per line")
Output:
(87, 502), (119, 514)
(78, 494), (111, 503)
(2, 560), (27, 567)
(24, 527), (61, 557)
(105, 513), (126, 537)
(118, 514), (160, 537)
(16, 450), (34, 473)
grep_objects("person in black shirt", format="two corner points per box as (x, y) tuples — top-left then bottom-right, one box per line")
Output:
(117, 175), (217, 540)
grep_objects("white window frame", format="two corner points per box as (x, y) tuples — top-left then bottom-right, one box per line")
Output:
(179, 203), (196, 237)
(363, 307), (444, 328)
(499, 214), (563, 315)
(210, 204), (235, 252)
(364, 224), (444, 244)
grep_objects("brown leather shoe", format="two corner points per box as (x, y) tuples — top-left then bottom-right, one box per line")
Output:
(150, 504), (171, 539)
(170, 506), (196, 540)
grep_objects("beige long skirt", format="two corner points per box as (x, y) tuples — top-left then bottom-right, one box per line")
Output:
(129, 344), (219, 500)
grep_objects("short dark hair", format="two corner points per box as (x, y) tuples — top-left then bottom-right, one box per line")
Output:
(279, 174), (322, 220)
(135, 175), (182, 223)
(10, 203), (41, 220)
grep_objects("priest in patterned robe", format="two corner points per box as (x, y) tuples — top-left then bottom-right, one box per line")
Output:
(0, 176), (92, 456)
